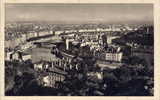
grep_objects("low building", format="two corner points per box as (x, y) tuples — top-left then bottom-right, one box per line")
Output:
(96, 60), (122, 69)
(34, 61), (44, 71)
(107, 36), (120, 44)
(26, 31), (37, 40)
(5, 51), (14, 61)
(42, 72), (66, 88)
(39, 67), (67, 88)
(60, 51), (75, 70)
(55, 31), (64, 35)
(21, 52), (31, 61)
(7, 51), (31, 61)
(20, 42), (33, 50)
(87, 72), (103, 80)
(94, 46), (123, 62)
(11, 52), (20, 60)
(105, 52), (123, 62)
(38, 30), (52, 37)
(60, 51), (75, 63)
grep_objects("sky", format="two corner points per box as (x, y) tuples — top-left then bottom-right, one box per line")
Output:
(5, 4), (153, 24)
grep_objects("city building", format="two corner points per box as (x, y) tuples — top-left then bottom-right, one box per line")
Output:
(60, 51), (75, 70)
(35, 61), (67, 88)
(55, 31), (64, 35)
(34, 61), (44, 71)
(5, 51), (14, 61)
(10, 52), (20, 61)
(41, 70), (66, 88)
(26, 31), (37, 40)
(21, 52), (32, 61)
(19, 42), (33, 50)
(96, 59), (123, 69)
(107, 36), (120, 44)
(94, 46), (123, 62)
(105, 52), (123, 62)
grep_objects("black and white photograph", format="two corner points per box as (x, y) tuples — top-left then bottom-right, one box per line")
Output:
(4, 3), (154, 96)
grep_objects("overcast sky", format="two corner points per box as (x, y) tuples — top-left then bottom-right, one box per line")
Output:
(5, 4), (153, 24)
